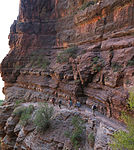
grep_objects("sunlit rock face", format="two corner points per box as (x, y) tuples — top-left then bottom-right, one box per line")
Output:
(0, 0), (134, 149)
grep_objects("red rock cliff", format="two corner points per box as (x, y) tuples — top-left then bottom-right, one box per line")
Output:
(0, 0), (134, 149)
(1, 0), (134, 119)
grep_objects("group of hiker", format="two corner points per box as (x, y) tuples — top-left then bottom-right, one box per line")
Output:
(51, 97), (81, 110)
(51, 96), (97, 116)
(51, 97), (62, 108)
(69, 98), (81, 110)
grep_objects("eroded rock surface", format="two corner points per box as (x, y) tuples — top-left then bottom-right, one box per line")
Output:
(0, 102), (126, 150)
(0, 0), (134, 149)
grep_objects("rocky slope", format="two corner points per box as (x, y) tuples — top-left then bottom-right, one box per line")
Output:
(0, 101), (126, 150)
(0, 0), (134, 149)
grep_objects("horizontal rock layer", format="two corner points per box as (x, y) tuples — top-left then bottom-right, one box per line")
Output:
(0, 0), (134, 149)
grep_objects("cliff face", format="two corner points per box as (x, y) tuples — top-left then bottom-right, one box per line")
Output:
(0, 0), (134, 149)
(2, 0), (134, 118)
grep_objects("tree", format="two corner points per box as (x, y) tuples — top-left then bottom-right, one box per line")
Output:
(110, 92), (134, 150)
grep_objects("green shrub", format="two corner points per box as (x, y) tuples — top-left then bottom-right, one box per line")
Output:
(80, 0), (97, 10)
(128, 92), (134, 110)
(14, 106), (26, 117)
(93, 65), (102, 72)
(15, 99), (25, 106)
(92, 56), (99, 64)
(88, 132), (95, 147)
(41, 59), (50, 69)
(65, 116), (85, 149)
(111, 62), (123, 72)
(0, 100), (4, 106)
(14, 105), (34, 126)
(109, 92), (134, 150)
(57, 46), (78, 63)
(15, 65), (22, 70)
(32, 57), (50, 69)
(91, 56), (104, 72)
(30, 51), (50, 69)
(34, 103), (54, 132)
(110, 116), (134, 150)
(0, 137), (1, 148)
(125, 80), (131, 85)
(127, 58), (134, 66)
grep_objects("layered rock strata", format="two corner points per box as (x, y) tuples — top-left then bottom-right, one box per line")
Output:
(0, 102), (126, 150)
(0, 0), (134, 149)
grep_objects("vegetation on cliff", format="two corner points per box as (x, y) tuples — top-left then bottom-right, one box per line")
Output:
(30, 50), (50, 69)
(80, 0), (98, 10)
(14, 105), (34, 126)
(110, 92), (134, 150)
(57, 46), (78, 63)
(88, 132), (95, 148)
(91, 56), (104, 72)
(65, 116), (85, 149)
(0, 100), (3, 106)
(127, 57), (134, 66)
(0, 0), (134, 149)
(34, 103), (54, 132)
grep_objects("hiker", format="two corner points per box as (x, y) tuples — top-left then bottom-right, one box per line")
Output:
(91, 119), (96, 130)
(69, 98), (73, 108)
(58, 100), (62, 109)
(91, 104), (97, 116)
(55, 92), (58, 98)
(52, 97), (56, 106)
(76, 101), (81, 110)
(101, 105), (105, 115)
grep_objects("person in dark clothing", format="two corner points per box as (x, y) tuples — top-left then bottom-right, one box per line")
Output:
(69, 98), (73, 108)
(55, 92), (58, 98)
(91, 119), (96, 130)
(59, 100), (62, 109)
(76, 101), (81, 110)
(91, 104), (97, 116)
(52, 97), (56, 106)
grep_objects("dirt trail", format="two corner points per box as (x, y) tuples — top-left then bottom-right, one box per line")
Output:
(24, 102), (127, 131)
(52, 103), (126, 131)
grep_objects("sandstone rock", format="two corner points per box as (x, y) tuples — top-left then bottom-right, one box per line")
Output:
(0, 0), (134, 149)
(94, 122), (115, 150)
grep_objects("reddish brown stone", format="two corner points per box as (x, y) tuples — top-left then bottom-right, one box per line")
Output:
(0, 2), (134, 149)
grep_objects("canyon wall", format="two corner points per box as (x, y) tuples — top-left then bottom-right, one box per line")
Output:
(0, 0), (134, 149)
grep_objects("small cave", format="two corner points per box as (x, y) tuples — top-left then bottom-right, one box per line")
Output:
(116, 74), (124, 87)
(83, 74), (95, 87)
(132, 72), (134, 76)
